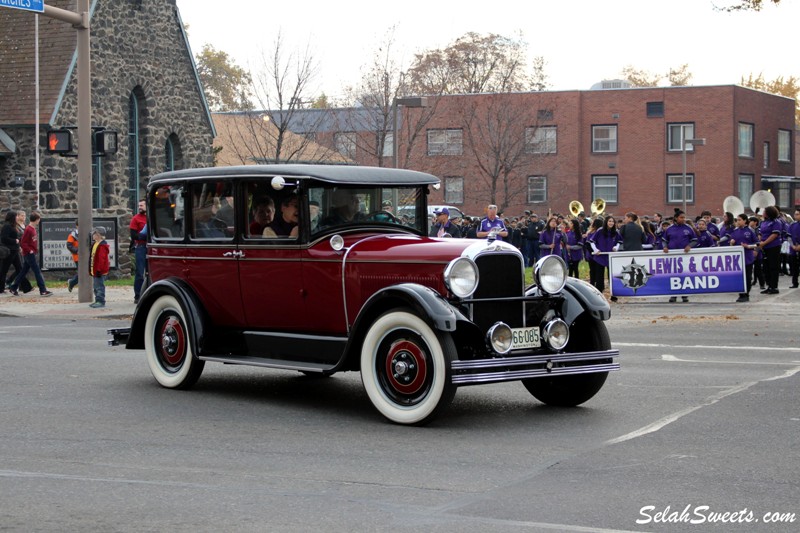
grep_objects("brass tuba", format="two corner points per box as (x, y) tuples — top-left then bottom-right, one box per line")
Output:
(590, 198), (606, 217)
(569, 200), (584, 218)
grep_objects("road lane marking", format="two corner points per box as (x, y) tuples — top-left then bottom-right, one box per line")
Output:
(661, 354), (800, 365)
(605, 365), (800, 445)
(616, 342), (800, 352)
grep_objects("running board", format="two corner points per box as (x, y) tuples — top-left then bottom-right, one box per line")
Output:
(198, 355), (337, 374)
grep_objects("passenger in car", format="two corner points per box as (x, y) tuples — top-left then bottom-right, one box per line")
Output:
(249, 197), (275, 236)
(321, 189), (360, 227)
(262, 193), (299, 238)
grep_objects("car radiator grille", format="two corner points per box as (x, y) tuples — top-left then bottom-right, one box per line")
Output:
(471, 254), (524, 330)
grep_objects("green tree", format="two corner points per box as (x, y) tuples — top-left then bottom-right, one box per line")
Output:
(741, 73), (800, 125)
(716, 0), (781, 11)
(408, 32), (545, 95)
(622, 64), (693, 87)
(195, 44), (252, 111)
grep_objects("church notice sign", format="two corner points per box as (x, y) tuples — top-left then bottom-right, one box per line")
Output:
(39, 218), (118, 271)
(0, 0), (45, 14)
(608, 248), (747, 297)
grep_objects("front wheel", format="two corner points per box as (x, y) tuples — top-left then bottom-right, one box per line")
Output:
(144, 295), (204, 389)
(360, 310), (456, 425)
(522, 316), (610, 406)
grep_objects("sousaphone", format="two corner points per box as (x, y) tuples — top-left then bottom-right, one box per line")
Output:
(590, 198), (606, 217)
(569, 200), (584, 218)
(749, 190), (776, 214)
(722, 195), (745, 216)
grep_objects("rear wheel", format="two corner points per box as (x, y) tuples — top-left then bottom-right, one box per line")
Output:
(144, 295), (204, 389)
(361, 310), (456, 425)
(522, 316), (610, 406)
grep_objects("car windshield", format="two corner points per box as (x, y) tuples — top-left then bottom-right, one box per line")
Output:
(309, 184), (426, 235)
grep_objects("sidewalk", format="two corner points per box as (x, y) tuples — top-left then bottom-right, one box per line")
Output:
(0, 286), (137, 319)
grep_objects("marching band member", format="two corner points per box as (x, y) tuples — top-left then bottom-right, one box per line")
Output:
(589, 215), (620, 297)
(728, 213), (759, 302)
(758, 205), (783, 295)
(662, 208), (697, 303)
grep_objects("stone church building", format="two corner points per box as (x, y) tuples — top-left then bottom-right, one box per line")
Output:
(0, 0), (214, 273)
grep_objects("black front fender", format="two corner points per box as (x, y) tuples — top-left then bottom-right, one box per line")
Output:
(125, 278), (209, 353)
(559, 278), (612, 325)
(353, 283), (466, 333)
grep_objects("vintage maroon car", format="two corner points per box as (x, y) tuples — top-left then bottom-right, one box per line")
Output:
(110, 165), (619, 425)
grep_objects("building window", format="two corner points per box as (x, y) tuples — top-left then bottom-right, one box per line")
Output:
(165, 138), (175, 172)
(738, 123), (754, 158)
(525, 126), (557, 154)
(128, 89), (146, 213)
(778, 129), (791, 162)
(527, 176), (547, 203)
(427, 128), (462, 156)
(647, 102), (664, 117)
(667, 123), (695, 152)
(537, 109), (553, 121)
(381, 132), (394, 158)
(771, 181), (791, 209)
(738, 174), (754, 205)
(667, 174), (694, 204)
(334, 132), (357, 159)
(92, 156), (103, 209)
(592, 125), (617, 153)
(592, 175), (618, 203)
(763, 141), (769, 169)
(444, 177), (463, 204)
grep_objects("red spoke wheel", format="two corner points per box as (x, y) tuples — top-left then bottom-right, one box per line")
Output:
(361, 311), (456, 425)
(144, 295), (204, 389)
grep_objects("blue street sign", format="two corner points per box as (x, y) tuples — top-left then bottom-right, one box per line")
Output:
(0, 0), (44, 13)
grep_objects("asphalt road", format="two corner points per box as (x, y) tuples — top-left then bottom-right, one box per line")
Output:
(1, 288), (798, 532)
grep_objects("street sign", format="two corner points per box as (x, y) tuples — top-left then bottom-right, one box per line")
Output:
(0, 0), (45, 13)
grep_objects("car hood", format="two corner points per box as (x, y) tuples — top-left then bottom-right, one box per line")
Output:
(342, 233), (475, 264)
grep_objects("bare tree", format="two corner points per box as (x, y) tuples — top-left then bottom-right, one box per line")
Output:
(339, 27), (441, 168)
(243, 30), (329, 163)
(459, 94), (542, 211)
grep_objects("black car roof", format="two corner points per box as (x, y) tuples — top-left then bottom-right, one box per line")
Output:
(149, 164), (440, 186)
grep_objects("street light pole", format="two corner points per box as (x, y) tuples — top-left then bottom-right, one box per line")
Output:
(681, 126), (706, 215)
(392, 96), (429, 168)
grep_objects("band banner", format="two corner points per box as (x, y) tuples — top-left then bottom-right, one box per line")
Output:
(608, 248), (747, 297)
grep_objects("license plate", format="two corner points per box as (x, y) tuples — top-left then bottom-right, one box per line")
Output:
(511, 327), (540, 350)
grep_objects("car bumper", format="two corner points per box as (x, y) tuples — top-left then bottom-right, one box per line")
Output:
(450, 349), (619, 385)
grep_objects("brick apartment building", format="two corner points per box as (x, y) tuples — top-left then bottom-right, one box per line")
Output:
(290, 85), (797, 220)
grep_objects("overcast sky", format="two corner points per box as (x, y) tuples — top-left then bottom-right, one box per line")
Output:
(176, 0), (799, 101)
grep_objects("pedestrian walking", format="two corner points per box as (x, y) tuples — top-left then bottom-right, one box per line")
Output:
(728, 214), (759, 302)
(8, 212), (52, 297)
(89, 226), (110, 308)
(66, 219), (80, 292)
(0, 211), (22, 293)
(130, 199), (148, 303)
(758, 205), (783, 295)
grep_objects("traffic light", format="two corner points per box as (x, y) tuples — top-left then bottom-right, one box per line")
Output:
(47, 129), (73, 154)
(94, 129), (118, 155)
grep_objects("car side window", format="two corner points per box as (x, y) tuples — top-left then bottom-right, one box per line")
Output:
(151, 184), (184, 240)
(190, 180), (234, 240)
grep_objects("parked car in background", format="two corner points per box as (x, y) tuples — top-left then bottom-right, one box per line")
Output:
(110, 165), (619, 425)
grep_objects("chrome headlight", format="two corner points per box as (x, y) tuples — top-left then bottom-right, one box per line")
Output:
(534, 255), (567, 294)
(486, 322), (513, 355)
(543, 319), (569, 351)
(444, 257), (479, 298)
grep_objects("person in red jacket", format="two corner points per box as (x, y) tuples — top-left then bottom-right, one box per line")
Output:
(8, 212), (52, 297)
(89, 226), (111, 308)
